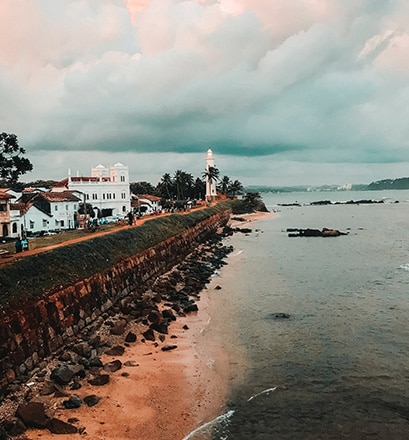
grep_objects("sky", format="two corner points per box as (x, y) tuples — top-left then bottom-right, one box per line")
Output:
(2, 0), (409, 187)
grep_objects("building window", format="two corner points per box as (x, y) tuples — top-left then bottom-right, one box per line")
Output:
(43, 219), (48, 227)
(103, 193), (106, 200)
(0, 204), (7, 212)
(93, 193), (98, 200)
(29, 220), (34, 230)
(120, 175), (125, 182)
(121, 192), (126, 199)
(113, 193), (116, 199)
(54, 205), (58, 211)
(12, 223), (17, 233)
(86, 194), (90, 200)
(60, 220), (65, 227)
(65, 204), (69, 210)
(122, 206), (127, 212)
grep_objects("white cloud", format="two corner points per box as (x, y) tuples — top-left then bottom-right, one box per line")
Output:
(2, 0), (409, 186)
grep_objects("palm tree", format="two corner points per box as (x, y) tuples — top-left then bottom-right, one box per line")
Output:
(228, 180), (243, 198)
(173, 170), (182, 200)
(158, 173), (173, 200)
(192, 177), (205, 200)
(202, 166), (220, 189)
(218, 175), (231, 195)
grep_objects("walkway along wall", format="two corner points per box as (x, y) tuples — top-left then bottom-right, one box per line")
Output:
(0, 207), (231, 390)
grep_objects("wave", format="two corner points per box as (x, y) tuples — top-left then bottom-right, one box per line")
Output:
(398, 263), (409, 271)
(247, 386), (278, 402)
(183, 410), (235, 440)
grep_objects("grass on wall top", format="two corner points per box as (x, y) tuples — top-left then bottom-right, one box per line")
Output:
(0, 202), (233, 308)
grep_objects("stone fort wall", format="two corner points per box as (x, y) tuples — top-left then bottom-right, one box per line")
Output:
(0, 209), (230, 390)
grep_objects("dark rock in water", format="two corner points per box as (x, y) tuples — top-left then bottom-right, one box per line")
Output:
(161, 345), (178, 351)
(50, 365), (76, 385)
(287, 227), (348, 237)
(301, 228), (322, 237)
(88, 374), (110, 386)
(63, 395), (82, 409)
(16, 402), (50, 428)
(104, 360), (122, 373)
(83, 395), (101, 407)
(125, 331), (137, 343)
(46, 418), (78, 434)
(214, 285), (222, 290)
(236, 227), (252, 234)
(183, 325), (189, 330)
(270, 313), (291, 320)
(105, 345), (125, 356)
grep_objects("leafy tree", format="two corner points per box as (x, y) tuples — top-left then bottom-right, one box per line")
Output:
(130, 181), (155, 195)
(0, 132), (33, 183)
(77, 202), (95, 218)
(232, 192), (268, 214)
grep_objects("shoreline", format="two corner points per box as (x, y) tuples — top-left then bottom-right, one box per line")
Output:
(26, 298), (228, 440)
(15, 211), (274, 440)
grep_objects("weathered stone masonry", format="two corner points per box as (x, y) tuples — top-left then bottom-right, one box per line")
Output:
(0, 209), (230, 389)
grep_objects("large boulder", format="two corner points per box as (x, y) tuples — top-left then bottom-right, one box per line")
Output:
(16, 402), (50, 429)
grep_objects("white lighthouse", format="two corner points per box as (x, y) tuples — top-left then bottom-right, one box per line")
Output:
(205, 148), (217, 202)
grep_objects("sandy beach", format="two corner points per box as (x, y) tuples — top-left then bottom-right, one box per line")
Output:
(21, 211), (273, 440)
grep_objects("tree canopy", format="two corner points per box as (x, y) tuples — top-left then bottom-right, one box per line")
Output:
(0, 132), (33, 184)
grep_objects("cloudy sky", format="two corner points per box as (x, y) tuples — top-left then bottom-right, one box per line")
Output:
(2, 0), (409, 187)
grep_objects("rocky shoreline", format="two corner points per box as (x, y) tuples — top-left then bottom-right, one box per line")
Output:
(0, 224), (245, 439)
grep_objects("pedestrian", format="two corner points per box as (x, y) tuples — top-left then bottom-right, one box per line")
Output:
(15, 237), (22, 253)
(21, 237), (29, 251)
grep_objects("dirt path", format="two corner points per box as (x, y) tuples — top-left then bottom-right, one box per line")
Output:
(0, 210), (199, 265)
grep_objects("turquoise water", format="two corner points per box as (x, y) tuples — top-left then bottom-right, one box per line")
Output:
(187, 190), (409, 439)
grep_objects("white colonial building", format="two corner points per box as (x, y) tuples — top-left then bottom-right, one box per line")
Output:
(16, 189), (81, 235)
(54, 163), (131, 218)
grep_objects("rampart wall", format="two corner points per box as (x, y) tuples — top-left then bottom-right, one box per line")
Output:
(0, 209), (230, 390)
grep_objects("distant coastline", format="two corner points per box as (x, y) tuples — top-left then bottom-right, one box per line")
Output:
(245, 176), (409, 193)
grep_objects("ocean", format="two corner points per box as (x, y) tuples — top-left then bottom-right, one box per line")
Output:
(186, 190), (409, 440)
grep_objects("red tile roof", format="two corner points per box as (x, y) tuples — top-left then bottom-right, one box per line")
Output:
(41, 191), (81, 202)
(0, 191), (13, 200)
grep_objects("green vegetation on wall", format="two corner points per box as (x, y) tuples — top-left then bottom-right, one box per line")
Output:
(0, 202), (233, 307)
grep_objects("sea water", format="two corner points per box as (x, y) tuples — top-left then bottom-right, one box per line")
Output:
(186, 190), (409, 439)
